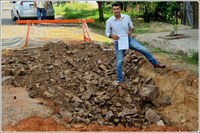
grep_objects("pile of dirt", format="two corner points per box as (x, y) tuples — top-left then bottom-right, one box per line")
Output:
(2, 41), (196, 131)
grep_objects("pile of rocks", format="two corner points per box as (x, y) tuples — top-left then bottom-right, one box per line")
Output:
(2, 41), (167, 128)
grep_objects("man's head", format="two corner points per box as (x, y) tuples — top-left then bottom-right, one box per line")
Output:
(112, 2), (121, 18)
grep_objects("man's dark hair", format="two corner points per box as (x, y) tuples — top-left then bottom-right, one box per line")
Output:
(112, 2), (120, 7)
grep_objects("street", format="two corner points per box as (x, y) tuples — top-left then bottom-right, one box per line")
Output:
(2, 1), (27, 49)
(2, 1), (16, 25)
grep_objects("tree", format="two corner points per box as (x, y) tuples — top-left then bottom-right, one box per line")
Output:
(97, 2), (104, 22)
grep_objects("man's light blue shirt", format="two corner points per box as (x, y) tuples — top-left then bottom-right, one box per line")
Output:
(105, 14), (134, 39)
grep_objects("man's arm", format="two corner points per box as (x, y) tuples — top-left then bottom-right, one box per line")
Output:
(128, 15), (134, 36)
(45, 1), (48, 10)
(105, 20), (111, 38)
(105, 20), (119, 40)
(34, 1), (36, 11)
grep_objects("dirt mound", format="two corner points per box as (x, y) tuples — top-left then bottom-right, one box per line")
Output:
(2, 41), (198, 131)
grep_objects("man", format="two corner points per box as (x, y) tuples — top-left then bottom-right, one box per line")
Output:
(105, 2), (166, 85)
(34, 1), (48, 20)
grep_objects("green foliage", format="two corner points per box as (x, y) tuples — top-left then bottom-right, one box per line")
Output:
(55, 3), (111, 19)
(54, 2), (112, 29)
(54, 1), (183, 34)
(184, 50), (199, 65)
(54, 3), (97, 19)
(156, 2), (182, 23)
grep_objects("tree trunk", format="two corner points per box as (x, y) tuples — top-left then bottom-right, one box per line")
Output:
(97, 2), (104, 22)
(123, 2), (128, 12)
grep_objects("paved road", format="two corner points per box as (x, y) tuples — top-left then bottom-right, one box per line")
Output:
(2, 3), (16, 25)
(2, 1), (27, 49)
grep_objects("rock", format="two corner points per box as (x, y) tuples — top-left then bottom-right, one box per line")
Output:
(79, 86), (85, 92)
(97, 60), (102, 64)
(72, 101), (81, 108)
(65, 92), (74, 99)
(99, 64), (107, 71)
(83, 72), (93, 80)
(95, 114), (103, 120)
(101, 109), (108, 116)
(140, 85), (159, 101)
(157, 120), (165, 126)
(2, 76), (14, 86)
(160, 95), (171, 107)
(64, 70), (71, 75)
(132, 58), (139, 64)
(161, 115), (171, 125)
(151, 99), (160, 108)
(116, 102), (122, 107)
(35, 83), (40, 88)
(90, 80), (99, 85)
(48, 87), (55, 93)
(44, 90), (54, 98)
(81, 89), (93, 100)
(30, 65), (38, 71)
(105, 110), (114, 120)
(50, 79), (56, 83)
(126, 66), (138, 78)
(117, 88), (124, 96)
(48, 65), (54, 70)
(59, 72), (65, 79)
(93, 97), (100, 103)
(124, 95), (132, 104)
(15, 67), (26, 76)
(71, 95), (83, 103)
(121, 108), (138, 116)
(132, 77), (140, 85)
(12, 80), (20, 87)
(144, 76), (152, 84)
(59, 110), (72, 123)
(145, 108), (161, 123)
(114, 118), (120, 124)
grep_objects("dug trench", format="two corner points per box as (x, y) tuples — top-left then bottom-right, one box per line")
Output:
(2, 41), (198, 131)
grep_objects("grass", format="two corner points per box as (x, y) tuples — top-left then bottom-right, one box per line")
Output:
(143, 44), (198, 74)
(54, 3), (111, 30)
(144, 44), (198, 65)
(54, 3), (111, 20)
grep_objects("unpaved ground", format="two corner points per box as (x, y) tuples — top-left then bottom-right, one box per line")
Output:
(2, 41), (198, 131)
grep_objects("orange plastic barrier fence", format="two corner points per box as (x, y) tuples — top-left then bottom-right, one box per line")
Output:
(16, 19), (94, 48)
(16, 19), (94, 24)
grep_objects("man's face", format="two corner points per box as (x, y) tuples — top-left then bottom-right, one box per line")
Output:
(112, 6), (121, 16)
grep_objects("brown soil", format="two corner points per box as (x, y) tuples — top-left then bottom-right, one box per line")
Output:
(4, 116), (188, 132)
(2, 41), (198, 132)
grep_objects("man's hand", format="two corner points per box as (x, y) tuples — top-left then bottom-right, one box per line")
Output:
(128, 31), (132, 36)
(128, 28), (133, 36)
(110, 34), (119, 40)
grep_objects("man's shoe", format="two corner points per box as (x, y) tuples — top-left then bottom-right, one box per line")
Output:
(154, 64), (166, 68)
(113, 81), (124, 86)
